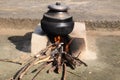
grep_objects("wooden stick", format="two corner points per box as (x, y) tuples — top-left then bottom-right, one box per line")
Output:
(13, 57), (38, 80)
(66, 70), (81, 78)
(65, 38), (74, 52)
(76, 52), (81, 58)
(34, 56), (51, 65)
(13, 43), (55, 80)
(13, 62), (31, 80)
(32, 62), (49, 80)
(47, 66), (56, 73)
(19, 59), (37, 79)
(61, 63), (66, 80)
(0, 59), (22, 65)
(74, 58), (88, 67)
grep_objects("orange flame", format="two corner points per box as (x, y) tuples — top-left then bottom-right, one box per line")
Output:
(54, 36), (61, 43)
(54, 36), (73, 53)
(65, 38), (73, 52)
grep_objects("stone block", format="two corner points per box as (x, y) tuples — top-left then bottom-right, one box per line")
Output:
(31, 23), (48, 56)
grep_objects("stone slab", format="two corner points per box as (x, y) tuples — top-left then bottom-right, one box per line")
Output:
(31, 23), (48, 56)
(70, 22), (86, 38)
(69, 22), (86, 58)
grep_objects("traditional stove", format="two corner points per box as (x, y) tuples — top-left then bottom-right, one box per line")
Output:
(31, 2), (86, 58)
(40, 3), (73, 55)
(12, 3), (87, 80)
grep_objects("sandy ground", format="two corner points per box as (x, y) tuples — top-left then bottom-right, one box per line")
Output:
(0, 29), (120, 80)
(0, 0), (120, 21)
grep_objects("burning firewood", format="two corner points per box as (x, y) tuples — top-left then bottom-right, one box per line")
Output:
(11, 40), (87, 80)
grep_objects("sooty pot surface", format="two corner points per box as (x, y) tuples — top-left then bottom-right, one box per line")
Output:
(41, 2), (74, 36)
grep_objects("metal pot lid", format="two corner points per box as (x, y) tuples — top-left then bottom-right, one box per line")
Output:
(48, 2), (68, 11)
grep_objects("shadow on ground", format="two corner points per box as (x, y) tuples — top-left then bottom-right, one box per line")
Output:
(8, 32), (33, 53)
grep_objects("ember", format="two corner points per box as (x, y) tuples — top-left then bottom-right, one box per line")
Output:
(54, 36), (61, 43)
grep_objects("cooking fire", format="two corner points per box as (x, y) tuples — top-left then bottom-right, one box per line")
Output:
(12, 2), (87, 80)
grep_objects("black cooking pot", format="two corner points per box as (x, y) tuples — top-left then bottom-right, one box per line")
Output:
(41, 2), (74, 36)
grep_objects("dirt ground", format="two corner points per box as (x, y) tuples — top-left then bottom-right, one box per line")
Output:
(0, 0), (120, 21)
(0, 0), (120, 80)
(0, 28), (120, 80)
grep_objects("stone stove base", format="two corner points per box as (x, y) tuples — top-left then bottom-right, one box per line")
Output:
(31, 22), (86, 59)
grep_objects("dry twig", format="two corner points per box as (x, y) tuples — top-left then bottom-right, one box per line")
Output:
(0, 59), (22, 65)
(11, 42), (87, 80)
